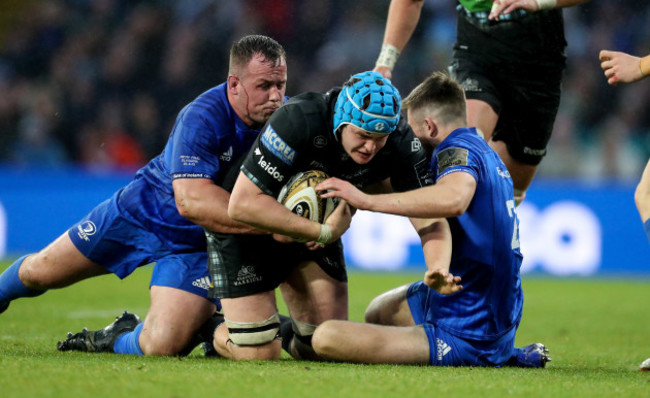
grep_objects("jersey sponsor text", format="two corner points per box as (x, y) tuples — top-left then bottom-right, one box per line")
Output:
(261, 125), (296, 165)
(255, 149), (285, 182)
(179, 155), (200, 167)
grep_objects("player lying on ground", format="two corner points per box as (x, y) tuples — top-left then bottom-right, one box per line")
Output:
(1, 35), (287, 356)
(313, 72), (550, 367)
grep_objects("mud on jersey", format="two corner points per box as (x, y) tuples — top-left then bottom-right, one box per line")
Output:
(240, 89), (433, 198)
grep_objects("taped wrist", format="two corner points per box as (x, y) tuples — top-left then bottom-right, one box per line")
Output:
(225, 313), (281, 346)
(535, 0), (557, 10)
(375, 44), (400, 71)
(316, 224), (333, 245)
(640, 55), (650, 77)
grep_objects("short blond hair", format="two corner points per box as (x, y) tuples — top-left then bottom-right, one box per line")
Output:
(402, 71), (467, 126)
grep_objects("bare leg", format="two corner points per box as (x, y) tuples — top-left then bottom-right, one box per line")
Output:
(280, 261), (348, 360)
(213, 290), (282, 361)
(19, 232), (108, 290)
(312, 320), (429, 364)
(635, 159), (650, 221)
(312, 281), (430, 364)
(466, 99), (498, 141)
(489, 140), (538, 193)
(364, 283), (414, 326)
(466, 99), (537, 195)
(280, 261), (348, 324)
(138, 286), (216, 356)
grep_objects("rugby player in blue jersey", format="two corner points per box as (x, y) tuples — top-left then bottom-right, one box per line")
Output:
(0, 35), (288, 356)
(313, 72), (550, 367)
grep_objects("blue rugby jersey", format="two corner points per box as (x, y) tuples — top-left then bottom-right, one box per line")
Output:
(429, 127), (524, 341)
(117, 83), (265, 252)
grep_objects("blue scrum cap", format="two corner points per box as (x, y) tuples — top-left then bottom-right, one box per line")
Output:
(333, 71), (401, 136)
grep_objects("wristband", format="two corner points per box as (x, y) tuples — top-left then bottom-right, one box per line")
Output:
(640, 55), (650, 77)
(315, 224), (333, 245)
(535, 0), (557, 10)
(375, 44), (401, 71)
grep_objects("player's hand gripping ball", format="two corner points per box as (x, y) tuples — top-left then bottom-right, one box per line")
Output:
(278, 170), (339, 223)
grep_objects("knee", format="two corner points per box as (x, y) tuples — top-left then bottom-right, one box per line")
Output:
(140, 339), (183, 356)
(139, 327), (189, 356)
(229, 340), (282, 361)
(18, 254), (50, 289)
(364, 297), (382, 324)
(311, 320), (339, 358)
(223, 313), (283, 361)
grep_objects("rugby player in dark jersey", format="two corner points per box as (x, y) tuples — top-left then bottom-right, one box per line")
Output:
(206, 71), (437, 361)
(374, 0), (590, 204)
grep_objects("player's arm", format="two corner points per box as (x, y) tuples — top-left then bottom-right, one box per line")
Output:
(635, 159), (650, 223)
(318, 171), (476, 219)
(410, 217), (462, 295)
(173, 178), (263, 234)
(599, 50), (650, 85)
(489, 0), (590, 19)
(374, 0), (425, 79)
(228, 172), (351, 244)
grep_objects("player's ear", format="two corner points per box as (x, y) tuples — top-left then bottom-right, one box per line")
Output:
(227, 75), (240, 94)
(424, 117), (438, 139)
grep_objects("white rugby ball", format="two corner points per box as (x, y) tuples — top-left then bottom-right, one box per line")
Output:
(277, 170), (338, 223)
(640, 357), (650, 371)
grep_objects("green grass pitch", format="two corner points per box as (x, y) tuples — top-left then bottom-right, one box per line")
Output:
(1, 261), (649, 398)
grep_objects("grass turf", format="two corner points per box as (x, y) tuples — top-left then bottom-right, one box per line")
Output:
(0, 262), (649, 398)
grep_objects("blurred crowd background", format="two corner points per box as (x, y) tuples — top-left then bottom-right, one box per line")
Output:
(0, 0), (648, 181)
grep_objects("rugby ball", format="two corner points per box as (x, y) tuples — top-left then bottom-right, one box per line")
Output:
(640, 357), (650, 371)
(277, 170), (338, 223)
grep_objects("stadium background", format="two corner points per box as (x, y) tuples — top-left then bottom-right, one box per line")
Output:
(0, 0), (648, 275)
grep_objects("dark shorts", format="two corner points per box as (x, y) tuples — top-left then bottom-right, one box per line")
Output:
(449, 11), (566, 165)
(206, 231), (347, 299)
(68, 190), (219, 305)
(407, 281), (516, 367)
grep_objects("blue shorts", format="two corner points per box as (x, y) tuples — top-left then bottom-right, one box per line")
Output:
(68, 189), (219, 306)
(407, 281), (515, 366)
